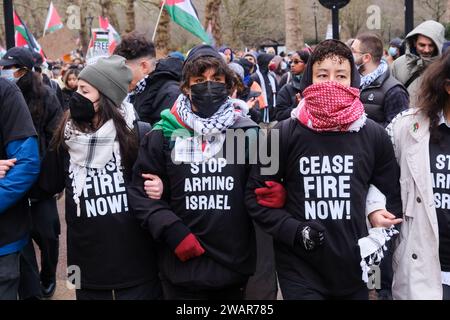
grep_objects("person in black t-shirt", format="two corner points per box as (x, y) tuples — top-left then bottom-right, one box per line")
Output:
(0, 47), (63, 300)
(246, 40), (403, 300)
(128, 45), (262, 300)
(35, 55), (161, 300)
(0, 78), (40, 300)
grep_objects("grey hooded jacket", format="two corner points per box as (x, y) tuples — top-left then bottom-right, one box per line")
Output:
(391, 20), (445, 108)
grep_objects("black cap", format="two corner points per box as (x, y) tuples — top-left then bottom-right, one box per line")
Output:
(0, 47), (34, 70)
(184, 45), (222, 66)
(31, 51), (44, 67)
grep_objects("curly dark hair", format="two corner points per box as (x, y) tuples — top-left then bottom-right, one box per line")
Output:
(113, 31), (156, 61)
(310, 39), (354, 66)
(180, 56), (235, 95)
(418, 50), (450, 143)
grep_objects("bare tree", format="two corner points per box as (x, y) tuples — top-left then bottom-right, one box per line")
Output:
(420, 0), (448, 22)
(99, 0), (120, 32)
(155, 4), (170, 56)
(125, 0), (136, 32)
(339, 1), (368, 39)
(221, 0), (283, 49)
(284, 0), (304, 51)
(204, 0), (222, 47)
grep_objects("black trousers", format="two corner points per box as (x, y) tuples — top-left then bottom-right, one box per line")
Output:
(278, 275), (369, 300)
(0, 253), (20, 300)
(19, 198), (60, 299)
(76, 279), (162, 300)
(377, 241), (394, 300)
(245, 223), (278, 300)
(162, 279), (247, 300)
(444, 284), (450, 300)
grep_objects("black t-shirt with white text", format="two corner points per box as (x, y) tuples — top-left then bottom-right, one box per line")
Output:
(246, 119), (402, 296)
(429, 124), (450, 272)
(38, 148), (158, 290)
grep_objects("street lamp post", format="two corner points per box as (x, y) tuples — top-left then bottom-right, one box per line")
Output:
(405, 0), (414, 35)
(313, 1), (319, 44)
(85, 14), (95, 38)
(3, 0), (15, 49)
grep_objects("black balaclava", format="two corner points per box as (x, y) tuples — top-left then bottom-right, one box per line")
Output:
(299, 39), (361, 93)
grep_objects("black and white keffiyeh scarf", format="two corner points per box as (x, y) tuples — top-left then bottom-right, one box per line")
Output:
(133, 75), (148, 95)
(173, 94), (247, 163)
(65, 102), (136, 216)
(358, 226), (399, 283)
(127, 75), (148, 102)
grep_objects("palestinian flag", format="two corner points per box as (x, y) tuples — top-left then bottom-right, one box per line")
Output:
(14, 11), (45, 59)
(43, 2), (64, 36)
(163, 0), (211, 44)
(99, 17), (121, 54)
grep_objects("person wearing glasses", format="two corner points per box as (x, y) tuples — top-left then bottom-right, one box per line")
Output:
(352, 33), (409, 128)
(275, 50), (310, 121)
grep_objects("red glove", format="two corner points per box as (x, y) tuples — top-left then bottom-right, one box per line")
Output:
(174, 233), (205, 262)
(255, 181), (287, 208)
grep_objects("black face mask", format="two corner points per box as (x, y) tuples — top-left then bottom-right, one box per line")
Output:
(190, 81), (229, 118)
(69, 92), (96, 122)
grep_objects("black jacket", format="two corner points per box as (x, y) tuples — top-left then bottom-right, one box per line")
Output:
(16, 77), (62, 159)
(250, 54), (278, 123)
(128, 117), (258, 289)
(134, 58), (182, 126)
(275, 84), (301, 122)
(360, 69), (409, 127)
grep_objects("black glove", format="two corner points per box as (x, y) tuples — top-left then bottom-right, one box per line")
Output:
(296, 221), (325, 251)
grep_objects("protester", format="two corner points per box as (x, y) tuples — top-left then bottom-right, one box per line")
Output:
(275, 50), (310, 122)
(114, 32), (182, 125)
(392, 20), (445, 107)
(251, 53), (278, 125)
(243, 51), (258, 67)
(219, 46), (234, 64)
(61, 67), (80, 110)
(0, 77), (40, 300)
(352, 33), (409, 127)
(385, 38), (405, 65)
(128, 45), (260, 300)
(33, 55), (162, 300)
(269, 56), (288, 83)
(32, 51), (65, 109)
(246, 39), (403, 300)
(0, 47), (63, 299)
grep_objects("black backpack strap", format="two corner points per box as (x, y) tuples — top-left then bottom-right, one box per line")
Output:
(404, 69), (424, 89)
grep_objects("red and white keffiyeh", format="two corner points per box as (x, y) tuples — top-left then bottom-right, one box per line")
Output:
(298, 81), (365, 132)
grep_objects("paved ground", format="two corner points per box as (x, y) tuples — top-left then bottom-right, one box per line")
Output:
(40, 196), (75, 300)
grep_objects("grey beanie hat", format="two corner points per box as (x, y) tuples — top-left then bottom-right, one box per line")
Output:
(79, 55), (132, 107)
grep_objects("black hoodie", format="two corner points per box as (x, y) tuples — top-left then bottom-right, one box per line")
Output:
(251, 54), (279, 123)
(134, 57), (183, 125)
